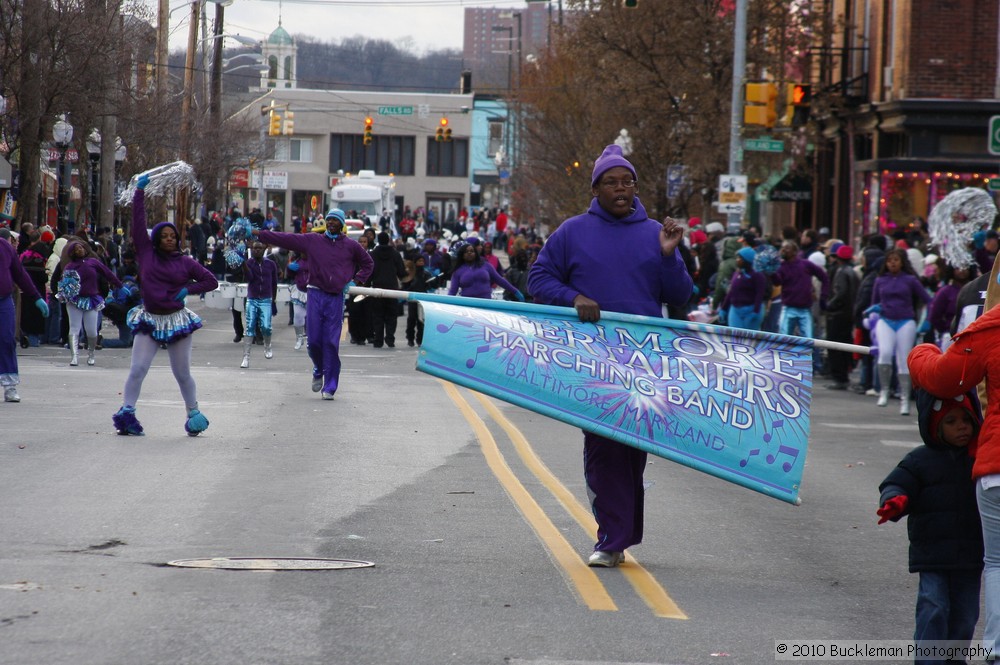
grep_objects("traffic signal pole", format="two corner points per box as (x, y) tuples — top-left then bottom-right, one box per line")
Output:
(726, 0), (747, 230)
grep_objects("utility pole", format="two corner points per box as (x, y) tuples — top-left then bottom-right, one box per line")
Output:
(180, 0), (199, 163)
(177, 1), (200, 238)
(208, 0), (225, 212)
(726, 0), (748, 231)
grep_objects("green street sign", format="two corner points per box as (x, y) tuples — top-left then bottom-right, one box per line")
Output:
(744, 138), (785, 153)
(989, 178), (1000, 191)
(990, 116), (1000, 156)
(378, 106), (413, 116)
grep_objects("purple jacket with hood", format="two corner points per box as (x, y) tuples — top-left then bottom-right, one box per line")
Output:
(132, 190), (218, 314)
(528, 196), (693, 317)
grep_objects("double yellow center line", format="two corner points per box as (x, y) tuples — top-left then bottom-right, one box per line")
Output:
(442, 381), (687, 619)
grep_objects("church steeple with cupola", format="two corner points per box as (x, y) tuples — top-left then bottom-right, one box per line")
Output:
(260, 16), (297, 90)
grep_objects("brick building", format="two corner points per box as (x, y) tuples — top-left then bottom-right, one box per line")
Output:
(815, 0), (1000, 245)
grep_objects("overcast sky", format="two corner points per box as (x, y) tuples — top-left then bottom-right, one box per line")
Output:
(163, 0), (531, 53)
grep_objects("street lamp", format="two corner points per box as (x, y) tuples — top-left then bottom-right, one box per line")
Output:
(86, 130), (101, 228)
(114, 140), (127, 237)
(222, 52), (264, 66)
(52, 115), (74, 236)
(614, 129), (633, 157)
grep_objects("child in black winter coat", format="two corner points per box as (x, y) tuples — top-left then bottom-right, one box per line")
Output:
(878, 387), (983, 663)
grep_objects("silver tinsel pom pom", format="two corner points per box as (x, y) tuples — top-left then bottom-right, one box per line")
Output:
(118, 161), (200, 205)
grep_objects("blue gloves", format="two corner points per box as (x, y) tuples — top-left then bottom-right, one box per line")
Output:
(343, 280), (355, 296)
(718, 307), (729, 325)
(35, 298), (49, 318)
(864, 303), (882, 316)
(136, 174), (150, 191)
(513, 290), (525, 302)
(174, 287), (188, 302)
(287, 262), (299, 271)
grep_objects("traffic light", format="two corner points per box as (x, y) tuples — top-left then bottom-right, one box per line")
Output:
(268, 109), (282, 136)
(783, 83), (812, 127)
(363, 116), (373, 146)
(436, 117), (448, 142)
(282, 110), (295, 136)
(744, 82), (777, 127)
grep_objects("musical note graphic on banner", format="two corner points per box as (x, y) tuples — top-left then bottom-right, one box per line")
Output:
(436, 318), (475, 334)
(466, 344), (492, 369)
(739, 447), (760, 468)
(763, 419), (785, 443)
(766, 445), (800, 473)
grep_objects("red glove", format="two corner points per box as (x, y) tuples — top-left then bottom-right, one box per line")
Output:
(877, 495), (909, 524)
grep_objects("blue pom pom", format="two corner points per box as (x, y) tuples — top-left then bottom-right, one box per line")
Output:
(226, 218), (254, 243)
(185, 409), (209, 436)
(753, 246), (781, 275)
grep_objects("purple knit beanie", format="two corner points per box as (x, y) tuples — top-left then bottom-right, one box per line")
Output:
(591, 144), (637, 187)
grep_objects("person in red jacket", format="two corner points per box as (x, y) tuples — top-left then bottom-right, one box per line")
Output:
(908, 304), (1000, 655)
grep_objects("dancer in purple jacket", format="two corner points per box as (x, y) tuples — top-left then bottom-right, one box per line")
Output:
(112, 175), (219, 436)
(58, 239), (123, 367)
(528, 144), (692, 567)
(254, 208), (373, 400)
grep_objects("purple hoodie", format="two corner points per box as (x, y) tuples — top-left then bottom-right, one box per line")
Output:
(257, 231), (373, 294)
(0, 238), (40, 301)
(132, 190), (218, 314)
(528, 196), (692, 317)
(63, 243), (122, 297)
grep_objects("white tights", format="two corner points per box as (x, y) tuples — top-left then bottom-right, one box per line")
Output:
(876, 318), (917, 372)
(67, 305), (99, 341)
(123, 333), (197, 410)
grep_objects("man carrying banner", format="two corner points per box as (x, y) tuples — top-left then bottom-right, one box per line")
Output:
(528, 144), (693, 567)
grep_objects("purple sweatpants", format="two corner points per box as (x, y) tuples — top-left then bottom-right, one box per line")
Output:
(584, 431), (647, 552)
(0, 295), (18, 382)
(306, 288), (345, 395)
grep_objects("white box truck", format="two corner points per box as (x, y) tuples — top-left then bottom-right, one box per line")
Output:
(330, 170), (397, 236)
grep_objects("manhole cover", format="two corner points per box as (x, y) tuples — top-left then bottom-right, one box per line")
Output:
(165, 557), (374, 570)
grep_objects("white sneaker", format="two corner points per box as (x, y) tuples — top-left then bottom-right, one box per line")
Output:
(294, 336), (304, 350)
(587, 550), (623, 567)
(3, 386), (20, 403)
(264, 346), (273, 359)
(321, 392), (335, 400)
(240, 355), (250, 369)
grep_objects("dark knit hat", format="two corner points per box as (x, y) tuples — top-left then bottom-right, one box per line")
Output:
(151, 221), (179, 252)
(591, 144), (637, 187)
(377, 231), (390, 246)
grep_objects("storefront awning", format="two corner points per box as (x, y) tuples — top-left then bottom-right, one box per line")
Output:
(769, 174), (813, 202)
(473, 169), (499, 185)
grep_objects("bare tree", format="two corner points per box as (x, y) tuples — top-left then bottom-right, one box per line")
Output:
(515, 0), (824, 226)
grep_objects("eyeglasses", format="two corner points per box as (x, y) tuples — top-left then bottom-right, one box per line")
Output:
(599, 178), (637, 189)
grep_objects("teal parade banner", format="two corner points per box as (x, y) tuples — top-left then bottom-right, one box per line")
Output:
(413, 296), (812, 505)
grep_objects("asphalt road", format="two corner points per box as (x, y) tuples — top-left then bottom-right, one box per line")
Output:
(0, 299), (971, 664)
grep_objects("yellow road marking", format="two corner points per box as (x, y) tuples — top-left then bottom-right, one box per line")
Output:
(473, 392), (688, 620)
(441, 381), (617, 612)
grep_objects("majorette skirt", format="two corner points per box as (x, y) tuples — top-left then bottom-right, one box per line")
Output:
(68, 295), (106, 312)
(290, 285), (307, 307)
(126, 305), (203, 344)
